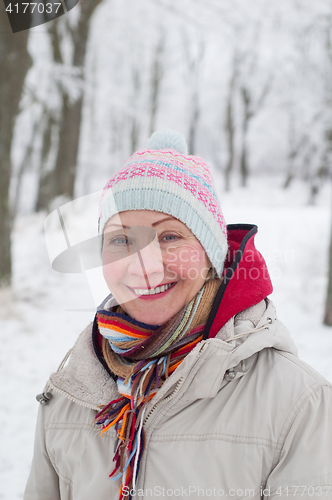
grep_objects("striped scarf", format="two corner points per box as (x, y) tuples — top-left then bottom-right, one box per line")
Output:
(94, 278), (220, 499)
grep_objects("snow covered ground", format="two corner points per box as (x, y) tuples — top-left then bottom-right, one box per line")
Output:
(1, 176), (332, 499)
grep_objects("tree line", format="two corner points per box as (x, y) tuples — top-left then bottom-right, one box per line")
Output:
(1, 0), (332, 324)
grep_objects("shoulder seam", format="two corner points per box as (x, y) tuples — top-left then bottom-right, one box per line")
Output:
(272, 383), (331, 469)
(274, 350), (332, 386)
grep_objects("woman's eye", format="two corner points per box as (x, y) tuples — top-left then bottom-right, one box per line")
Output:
(109, 236), (130, 246)
(160, 233), (180, 242)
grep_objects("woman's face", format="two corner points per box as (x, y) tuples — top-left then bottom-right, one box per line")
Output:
(102, 210), (211, 325)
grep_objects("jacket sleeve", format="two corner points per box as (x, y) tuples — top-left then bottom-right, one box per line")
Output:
(265, 384), (332, 500)
(24, 402), (60, 500)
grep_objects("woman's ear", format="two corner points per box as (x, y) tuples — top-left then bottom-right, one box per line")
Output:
(205, 267), (217, 281)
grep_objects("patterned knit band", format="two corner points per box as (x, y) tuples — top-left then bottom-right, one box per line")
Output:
(98, 130), (227, 277)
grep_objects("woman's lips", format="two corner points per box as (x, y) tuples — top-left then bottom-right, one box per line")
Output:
(127, 282), (177, 300)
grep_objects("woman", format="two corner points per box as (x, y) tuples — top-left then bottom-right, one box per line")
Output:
(25, 130), (332, 500)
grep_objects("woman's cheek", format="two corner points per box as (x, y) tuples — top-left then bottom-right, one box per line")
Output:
(164, 244), (207, 279)
(102, 263), (131, 305)
(102, 259), (122, 290)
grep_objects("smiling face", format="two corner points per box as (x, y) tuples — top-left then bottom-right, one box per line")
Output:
(102, 210), (211, 325)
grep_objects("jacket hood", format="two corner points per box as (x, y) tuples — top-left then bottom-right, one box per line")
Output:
(203, 224), (273, 339)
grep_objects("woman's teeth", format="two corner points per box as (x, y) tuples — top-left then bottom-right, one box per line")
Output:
(134, 283), (175, 296)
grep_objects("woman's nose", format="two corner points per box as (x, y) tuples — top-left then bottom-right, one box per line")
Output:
(127, 240), (164, 287)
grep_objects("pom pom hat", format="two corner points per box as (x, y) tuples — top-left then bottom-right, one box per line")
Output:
(98, 129), (228, 277)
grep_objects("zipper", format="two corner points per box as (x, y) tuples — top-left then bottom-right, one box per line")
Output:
(143, 377), (184, 425)
(143, 341), (211, 426)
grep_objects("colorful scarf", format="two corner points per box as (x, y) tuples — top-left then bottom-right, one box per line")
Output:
(94, 278), (220, 499)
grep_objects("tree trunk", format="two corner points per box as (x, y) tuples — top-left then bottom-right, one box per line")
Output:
(130, 119), (140, 154)
(188, 95), (200, 156)
(240, 133), (249, 187)
(0, 5), (32, 286)
(36, 0), (102, 209)
(54, 92), (83, 198)
(130, 66), (141, 154)
(240, 87), (251, 187)
(182, 33), (205, 156)
(53, 0), (102, 200)
(283, 113), (297, 189)
(35, 115), (58, 211)
(224, 55), (239, 191)
(225, 98), (235, 191)
(324, 210), (332, 326)
(149, 34), (165, 136)
(239, 76), (271, 188)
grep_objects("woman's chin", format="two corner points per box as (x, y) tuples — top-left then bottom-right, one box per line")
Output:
(130, 309), (175, 326)
(125, 300), (182, 325)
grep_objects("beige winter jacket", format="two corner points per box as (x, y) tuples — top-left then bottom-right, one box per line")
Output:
(24, 299), (332, 500)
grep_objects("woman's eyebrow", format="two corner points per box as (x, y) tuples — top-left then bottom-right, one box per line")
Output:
(105, 223), (130, 229)
(105, 217), (176, 230)
(152, 217), (175, 227)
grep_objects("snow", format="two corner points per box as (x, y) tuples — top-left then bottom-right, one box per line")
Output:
(1, 175), (332, 499)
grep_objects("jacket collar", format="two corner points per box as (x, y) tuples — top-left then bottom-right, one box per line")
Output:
(141, 298), (298, 411)
(203, 224), (273, 339)
(49, 298), (298, 409)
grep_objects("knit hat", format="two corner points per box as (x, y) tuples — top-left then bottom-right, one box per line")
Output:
(98, 129), (227, 277)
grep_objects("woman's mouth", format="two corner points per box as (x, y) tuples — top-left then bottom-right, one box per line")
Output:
(130, 282), (177, 298)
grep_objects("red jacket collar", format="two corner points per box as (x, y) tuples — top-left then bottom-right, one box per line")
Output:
(203, 224), (273, 339)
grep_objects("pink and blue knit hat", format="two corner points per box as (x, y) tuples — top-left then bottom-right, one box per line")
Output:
(98, 129), (227, 277)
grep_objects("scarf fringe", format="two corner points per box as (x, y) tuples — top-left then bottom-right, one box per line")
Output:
(94, 279), (221, 499)
(95, 396), (147, 500)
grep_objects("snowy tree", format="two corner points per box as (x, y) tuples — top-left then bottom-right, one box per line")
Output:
(34, 0), (103, 210)
(0, 4), (32, 286)
(181, 27), (206, 155)
(149, 31), (166, 136)
(10, 0), (332, 211)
